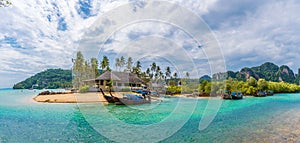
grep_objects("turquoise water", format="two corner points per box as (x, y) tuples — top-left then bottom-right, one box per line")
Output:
(0, 89), (299, 142)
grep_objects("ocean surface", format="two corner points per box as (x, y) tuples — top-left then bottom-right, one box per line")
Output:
(0, 89), (299, 142)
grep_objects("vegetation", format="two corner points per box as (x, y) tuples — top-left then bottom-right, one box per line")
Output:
(13, 69), (72, 89)
(14, 51), (300, 95)
(73, 52), (103, 89)
(215, 62), (299, 84)
(78, 85), (89, 93)
(100, 56), (111, 72)
(0, 0), (12, 7)
(166, 77), (300, 95)
(197, 78), (300, 95)
(166, 86), (182, 94)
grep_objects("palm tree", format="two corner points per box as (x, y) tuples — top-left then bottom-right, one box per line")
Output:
(173, 72), (178, 79)
(133, 61), (142, 77)
(73, 51), (85, 88)
(120, 56), (125, 71)
(101, 56), (110, 72)
(155, 66), (161, 80)
(165, 66), (171, 79)
(146, 68), (151, 77)
(91, 58), (100, 77)
(126, 57), (133, 72)
(159, 70), (164, 79)
(84, 61), (91, 79)
(151, 62), (156, 79)
(186, 72), (190, 78)
(115, 58), (120, 71)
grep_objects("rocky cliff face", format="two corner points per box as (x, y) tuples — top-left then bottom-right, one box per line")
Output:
(222, 62), (297, 83)
(277, 65), (295, 83)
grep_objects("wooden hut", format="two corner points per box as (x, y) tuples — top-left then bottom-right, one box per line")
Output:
(93, 71), (145, 91)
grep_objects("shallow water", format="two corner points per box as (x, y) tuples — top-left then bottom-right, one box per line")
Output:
(0, 89), (299, 142)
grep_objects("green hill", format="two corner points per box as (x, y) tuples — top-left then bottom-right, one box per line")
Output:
(214, 62), (299, 84)
(13, 69), (72, 89)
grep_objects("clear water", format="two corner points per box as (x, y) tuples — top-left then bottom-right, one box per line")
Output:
(0, 89), (299, 142)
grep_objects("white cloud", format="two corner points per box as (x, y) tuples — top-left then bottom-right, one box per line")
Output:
(213, 0), (300, 72)
(1, 0), (299, 88)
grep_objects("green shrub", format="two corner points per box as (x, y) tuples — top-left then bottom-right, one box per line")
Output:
(166, 86), (182, 94)
(78, 85), (89, 93)
(121, 87), (131, 92)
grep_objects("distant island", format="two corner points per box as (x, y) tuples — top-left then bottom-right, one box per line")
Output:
(13, 69), (72, 89)
(213, 62), (300, 84)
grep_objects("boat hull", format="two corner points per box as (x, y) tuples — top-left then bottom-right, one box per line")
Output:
(103, 95), (120, 103)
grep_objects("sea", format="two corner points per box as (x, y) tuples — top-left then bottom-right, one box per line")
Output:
(0, 88), (299, 142)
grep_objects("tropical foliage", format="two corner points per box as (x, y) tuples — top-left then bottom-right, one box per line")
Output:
(78, 85), (89, 93)
(0, 0), (11, 7)
(196, 78), (300, 95)
(73, 52), (100, 88)
(13, 52), (300, 95)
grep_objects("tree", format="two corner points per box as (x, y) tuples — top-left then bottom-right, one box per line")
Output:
(155, 66), (161, 80)
(126, 57), (133, 72)
(185, 72), (190, 78)
(132, 61), (142, 77)
(247, 77), (257, 87)
(0, 0), (12, 7)
(158, 70), (164, 79)
(257, 78), (268, 91)
(204, 82), (212, 93)
(173, 72), (178, 79)
(83, 60), (91, 79)
(91, 58), (100, 77)
(245, 86), (256, 95)
(146, 68), (151, 77)
(73, 51), (85, 88)
(199, 80), (208, 93)
(151, 62), (157, 79)
(165, 67), (171, 79)
(101, 56), (110, 72)
(115, 58), (120, 71)
(120, 56), (125, 71)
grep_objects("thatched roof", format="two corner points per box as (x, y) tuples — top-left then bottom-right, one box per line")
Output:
(95, 71), (145, 84)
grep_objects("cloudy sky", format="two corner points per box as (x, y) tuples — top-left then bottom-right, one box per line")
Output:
(0, 0), (300, 88)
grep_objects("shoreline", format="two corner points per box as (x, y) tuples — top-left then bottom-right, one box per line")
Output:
(33, 92), (214, 103)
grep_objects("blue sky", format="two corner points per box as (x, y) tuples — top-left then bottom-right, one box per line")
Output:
(0, 0), (300, 88)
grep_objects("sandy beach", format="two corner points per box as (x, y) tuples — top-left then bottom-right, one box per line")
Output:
(33, 92), (215, 103)
(33, 92), (134, 103)
(33, 92), (107, 103)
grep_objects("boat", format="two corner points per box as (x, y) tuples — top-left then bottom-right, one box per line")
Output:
(266, 90), (274, 96)
(100, 88), (119, 103)
(100, 88), (151, 105)
(115, 94), (151, 105)
(254, 91), (267, 97)
(222, 92), (243, 100)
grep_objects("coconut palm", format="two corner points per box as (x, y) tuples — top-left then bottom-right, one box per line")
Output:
(115, 58), (120, 71)
(120, 56), (125, 71)
(165, 66), (171, 79)
(126, 57), (133, 72)
(91, 58), (100, 77)
(101, 56), (110, 72)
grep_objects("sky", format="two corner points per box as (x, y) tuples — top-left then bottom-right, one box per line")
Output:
(0, 0), (300, 88)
